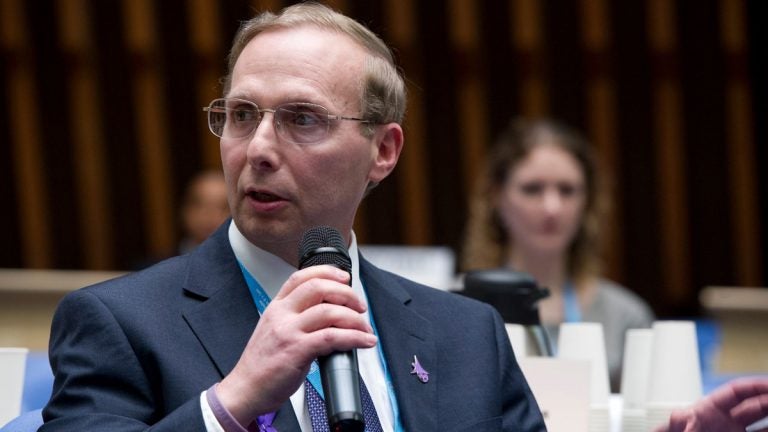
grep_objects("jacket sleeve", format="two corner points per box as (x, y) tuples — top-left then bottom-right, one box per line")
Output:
(41, 289), (207, 432)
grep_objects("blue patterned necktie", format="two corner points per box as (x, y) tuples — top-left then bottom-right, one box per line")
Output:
(305, 377), (383, 432)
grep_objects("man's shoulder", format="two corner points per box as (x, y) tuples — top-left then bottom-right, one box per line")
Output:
(78, 227), (235, 301)
(60, 255), (193, 313)
(365, 263), (497, 316)
(100, 254), (189, 288)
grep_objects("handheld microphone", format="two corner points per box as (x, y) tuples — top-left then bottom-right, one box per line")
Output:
(298, 226), (364, 432)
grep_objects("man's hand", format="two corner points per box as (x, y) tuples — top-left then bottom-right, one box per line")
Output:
(654, 377), (768, 432)
(216, 265), (377, 425)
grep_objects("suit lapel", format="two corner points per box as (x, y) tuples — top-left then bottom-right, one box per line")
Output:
(360, 258), (438, 431)
(181, 226), (258, 377)
(179, 225), (303, 431)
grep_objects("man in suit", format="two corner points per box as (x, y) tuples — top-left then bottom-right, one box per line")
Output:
(42, 3), (545, 431)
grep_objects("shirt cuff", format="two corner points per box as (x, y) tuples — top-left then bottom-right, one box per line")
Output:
(203, 383), (254, 432)
(201, 390), (226, 432)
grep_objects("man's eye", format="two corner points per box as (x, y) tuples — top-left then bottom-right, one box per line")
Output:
(232, 109), (257, 122)
(292, 112), (322, 127)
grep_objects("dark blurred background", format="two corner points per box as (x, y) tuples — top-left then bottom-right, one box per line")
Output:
(1, 0), (766, 318)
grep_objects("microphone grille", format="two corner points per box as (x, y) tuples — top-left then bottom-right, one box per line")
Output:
(297, 226), (351, 272)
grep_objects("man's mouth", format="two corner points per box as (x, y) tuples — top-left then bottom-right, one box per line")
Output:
(248, 191), (282, 202)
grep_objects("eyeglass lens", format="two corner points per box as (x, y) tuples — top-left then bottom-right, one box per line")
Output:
(207, 98), (333, 144)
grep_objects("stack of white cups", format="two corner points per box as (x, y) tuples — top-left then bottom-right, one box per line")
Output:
(620, 329), (654, 432)
(0, 347), (29, 426)
(557, 323), (611, 432)
(505, 323), (552, 358)
(505, 323), (533, 358)
(644, 321), (703, 432)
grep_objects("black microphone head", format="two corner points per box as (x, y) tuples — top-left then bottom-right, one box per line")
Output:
(298, 226), (352, 272)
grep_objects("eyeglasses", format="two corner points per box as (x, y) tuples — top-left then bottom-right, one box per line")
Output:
(203, 98), (372, 144)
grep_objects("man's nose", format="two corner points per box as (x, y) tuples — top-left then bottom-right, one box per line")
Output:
(245, 112), (280, 168)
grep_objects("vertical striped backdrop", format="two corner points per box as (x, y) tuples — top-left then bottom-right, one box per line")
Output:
(1, 0), (766, 317)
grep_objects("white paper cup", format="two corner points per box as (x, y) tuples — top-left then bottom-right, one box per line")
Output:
(621, 329), (654, 408)
(646, 321), (702, 404)
(646, 404), (680, 432)
(622, 407), (647, 432)
(505, 324), (529, 358)
(588, 403), (610, 432)
(645, 321), (703, 431)
(557, 322), (611, 405)
(0, 347), (29, 426)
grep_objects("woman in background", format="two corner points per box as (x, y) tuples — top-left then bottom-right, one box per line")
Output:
(461, 117), (654, 391)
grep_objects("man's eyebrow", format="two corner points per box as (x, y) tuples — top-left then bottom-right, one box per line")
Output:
(225, 93), (256, 101)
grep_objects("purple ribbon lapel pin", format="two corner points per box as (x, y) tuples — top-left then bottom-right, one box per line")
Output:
(410, 355), (429, 383)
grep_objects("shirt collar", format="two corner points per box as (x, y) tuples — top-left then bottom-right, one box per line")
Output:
(227, 220), (364, 302)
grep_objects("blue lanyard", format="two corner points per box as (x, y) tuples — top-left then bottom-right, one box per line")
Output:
(237, 260), (404, 432)
(562, 280), (582, 322)
(360, 282), (404, 432)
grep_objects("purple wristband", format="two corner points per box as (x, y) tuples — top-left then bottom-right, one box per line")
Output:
(207, 383), (255, 432)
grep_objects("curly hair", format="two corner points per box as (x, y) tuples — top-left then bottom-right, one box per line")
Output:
(461, 118), (609, 284)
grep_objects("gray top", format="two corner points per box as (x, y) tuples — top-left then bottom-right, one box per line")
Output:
(544, 279), (655, 392)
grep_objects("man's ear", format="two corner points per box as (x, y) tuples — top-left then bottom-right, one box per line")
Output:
(368, 123), (404, 184)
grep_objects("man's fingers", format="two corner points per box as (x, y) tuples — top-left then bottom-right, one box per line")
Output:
(710, 378), (768, 414)
(731, 393), (768, 428)
(274, 265), (351, 300)
(272, 267), (366, 314)
(301, 302), (371, 330)
(657, 408), (694, 432)
(303, 327), (378, 357)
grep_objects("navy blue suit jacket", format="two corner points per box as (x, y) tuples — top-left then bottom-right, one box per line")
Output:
(42, 224), (545, 431)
